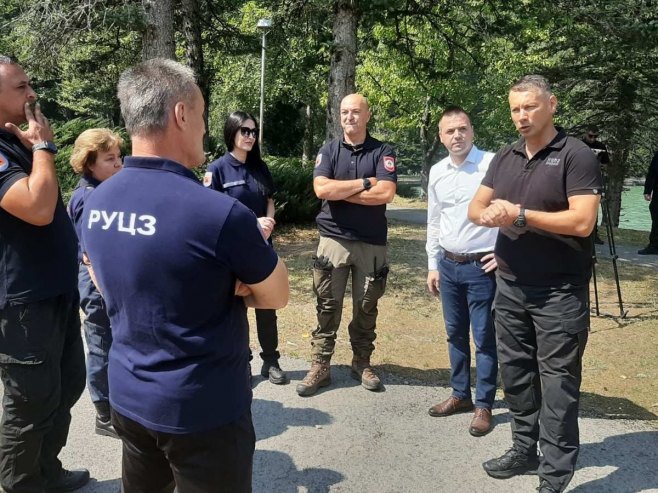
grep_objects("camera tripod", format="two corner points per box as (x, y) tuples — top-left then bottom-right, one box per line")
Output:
(590, 187), (627, 318)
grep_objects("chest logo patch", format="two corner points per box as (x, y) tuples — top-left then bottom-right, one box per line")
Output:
(545, 157), (561, 166)
(203, 171), (212, 187)
(315, 154), (323, 168)
(383, 156), (396, 172)
(0, 151), (10, 172)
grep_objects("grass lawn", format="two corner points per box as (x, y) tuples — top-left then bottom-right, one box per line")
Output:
(254, 213), (658, 423)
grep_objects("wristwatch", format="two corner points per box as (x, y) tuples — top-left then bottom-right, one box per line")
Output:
(513, 207), (526, 228)
(32, 141), (58, 155)
(362, 178), (372, 190)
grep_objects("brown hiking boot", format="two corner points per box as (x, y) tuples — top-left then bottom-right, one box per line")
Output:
(296, 361), (331, 396)
(351, 356), (382, 391)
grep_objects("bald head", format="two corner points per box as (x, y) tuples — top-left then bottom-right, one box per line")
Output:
(340, 93), (371, 144)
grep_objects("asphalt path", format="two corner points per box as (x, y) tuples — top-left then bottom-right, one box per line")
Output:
(49, 357), (658, 492)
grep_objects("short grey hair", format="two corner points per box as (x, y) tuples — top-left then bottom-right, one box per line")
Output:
(117, 58), (198, 137)
(510, 74), (552, 95)
(0, 56), (17, 91)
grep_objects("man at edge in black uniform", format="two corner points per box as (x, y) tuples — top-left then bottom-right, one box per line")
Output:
(0, 56), (88, 493)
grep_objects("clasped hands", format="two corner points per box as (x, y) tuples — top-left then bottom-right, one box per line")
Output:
(480, 199), (521, 228)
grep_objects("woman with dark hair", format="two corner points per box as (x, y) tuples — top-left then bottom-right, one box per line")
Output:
(205, 111), (287, 384)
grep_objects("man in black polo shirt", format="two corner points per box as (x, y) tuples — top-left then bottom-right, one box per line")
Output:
(0, 57), (88, 492)
(468, 75), (601, 493)
(296, 93), (397, 396)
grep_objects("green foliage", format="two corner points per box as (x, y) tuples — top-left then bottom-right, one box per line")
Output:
(267, 156), (320, 223)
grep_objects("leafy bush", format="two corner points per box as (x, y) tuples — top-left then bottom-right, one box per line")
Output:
(266, 156), (320, 224)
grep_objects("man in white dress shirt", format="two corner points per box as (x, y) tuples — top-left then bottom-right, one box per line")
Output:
(425, 106), (498, 436)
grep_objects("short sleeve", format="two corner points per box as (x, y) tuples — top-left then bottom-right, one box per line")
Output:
(375, 144), (397, 182)
(0, 154), (27, 201)
(205, 160), (224, 191)
(261, 163), (276, 196)
(313, 143), (334, 179)
(481, 151), (501, 189)
(216, 202), (278, 284)
(566, 147), (603, 197)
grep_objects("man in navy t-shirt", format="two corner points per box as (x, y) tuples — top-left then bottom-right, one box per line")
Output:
(0, 57), (88, 493)
(82, 59), (289, 493)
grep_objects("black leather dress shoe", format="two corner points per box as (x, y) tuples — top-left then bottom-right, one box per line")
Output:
(96, 415), (120, 439)
(46, 468), (90, 492)
(483, 446), (539, 479)
(638, 246), (658, 255)
(537, 479), (559, 492)
(261, 363), (288, 385)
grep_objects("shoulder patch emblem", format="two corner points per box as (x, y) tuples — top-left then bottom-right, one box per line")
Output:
(383, 155), (396, 172)
(0, 151), (9, 172)
(315, 154), (323, 168)
(203, 171), (212, 187)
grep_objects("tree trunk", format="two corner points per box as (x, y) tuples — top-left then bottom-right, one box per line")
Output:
(302, 103), (314, 163)
(604, 148), (629, 228)
(181, 0), (209, 149)
(141, 0), (175, 61)
(419, 96), (440, 197)
(326, 0), (357, 142)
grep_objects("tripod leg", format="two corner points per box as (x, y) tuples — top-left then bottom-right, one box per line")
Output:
(601, 197), (627, 318)
(591, 244), (600, 317)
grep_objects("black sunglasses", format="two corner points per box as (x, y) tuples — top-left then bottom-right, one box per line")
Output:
(239, 127), (258, 138)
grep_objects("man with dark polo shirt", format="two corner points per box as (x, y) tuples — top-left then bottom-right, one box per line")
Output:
(81, 58), (289, 493)
(468, 75), (601, 493)
(296, 93), (397, 396)
(0, 57), (88, 493)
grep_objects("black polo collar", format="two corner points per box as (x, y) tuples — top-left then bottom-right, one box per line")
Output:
(512, 127), (568, 157)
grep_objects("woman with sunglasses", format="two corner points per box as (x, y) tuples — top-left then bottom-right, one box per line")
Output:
(205, 111), (287, 385)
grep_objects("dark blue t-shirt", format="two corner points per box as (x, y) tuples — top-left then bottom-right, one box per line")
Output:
(204, 152), (275, 219)
(313, 134), (397, 245)
(81, 156), (278, 434)
(67, 174), (101, 262)
(0, 130), (78, 308)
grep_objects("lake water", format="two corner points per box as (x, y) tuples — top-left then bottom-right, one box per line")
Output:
(617, 186), (651, 231)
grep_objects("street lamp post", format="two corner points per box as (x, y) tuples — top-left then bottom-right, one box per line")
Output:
(257, 18), (272, 145)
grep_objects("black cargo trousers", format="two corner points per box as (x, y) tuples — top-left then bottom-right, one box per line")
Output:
(494, 276), (589, 493)
(0, 292), (86, 493)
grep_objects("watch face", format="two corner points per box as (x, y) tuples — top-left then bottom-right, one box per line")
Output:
(513, 217), (526, 228)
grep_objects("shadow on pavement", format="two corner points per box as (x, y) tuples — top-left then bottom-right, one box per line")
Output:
(77, 478), (120, 493)
(253, 398), (332, 441)
(253, 450), (343, 493)
(572, 431), (658, 492)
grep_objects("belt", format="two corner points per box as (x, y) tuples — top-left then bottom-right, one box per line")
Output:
(443, 250), (493, 263)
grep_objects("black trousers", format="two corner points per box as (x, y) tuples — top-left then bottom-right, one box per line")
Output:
(254, 309), (280, 364)
(0, 293), (86, 493)
(112, 408), (255, 493)
(494, 276), (588, 493)
(649, 195), (658, 247)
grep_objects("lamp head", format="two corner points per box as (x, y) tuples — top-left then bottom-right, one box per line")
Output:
(257, 18), (272, 33)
